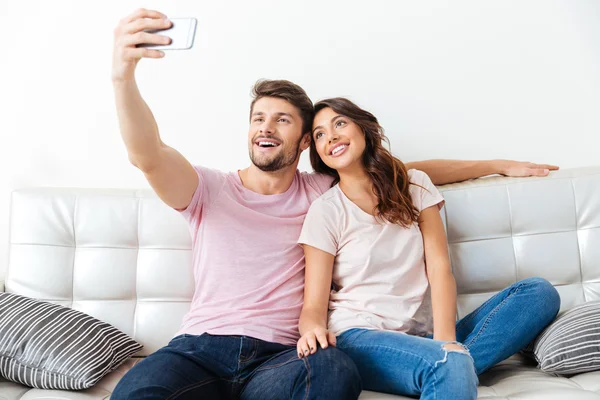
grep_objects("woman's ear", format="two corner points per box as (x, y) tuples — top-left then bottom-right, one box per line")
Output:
(300, 133), (311, 151)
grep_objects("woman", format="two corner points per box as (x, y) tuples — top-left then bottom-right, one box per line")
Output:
(296, 98), (561, 399)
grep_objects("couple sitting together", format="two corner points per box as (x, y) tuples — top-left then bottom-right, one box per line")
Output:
(112, 9), (560, 400)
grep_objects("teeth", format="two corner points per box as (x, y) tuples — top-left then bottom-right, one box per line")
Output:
(332, 145), (347, 155)
(259, 141), (277, 147)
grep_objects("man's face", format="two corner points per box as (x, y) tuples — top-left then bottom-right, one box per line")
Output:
(248, 97), (309, 172)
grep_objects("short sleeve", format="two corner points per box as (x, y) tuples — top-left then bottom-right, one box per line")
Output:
(301, 172), (335, 195)
(408, 169), (445, 212)
(178, 166), (227, 224)
(298, 198), (339, 256)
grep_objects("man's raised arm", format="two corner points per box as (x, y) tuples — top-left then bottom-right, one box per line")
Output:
(112, 8), (198, 210)
(405, 159), (559, 185)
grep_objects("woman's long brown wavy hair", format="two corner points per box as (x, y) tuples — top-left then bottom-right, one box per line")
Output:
(310, 98), (420, 227)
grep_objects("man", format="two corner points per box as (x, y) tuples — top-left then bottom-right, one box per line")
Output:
(110, 9), (558, 400)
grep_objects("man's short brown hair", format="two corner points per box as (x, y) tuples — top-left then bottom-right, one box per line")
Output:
(250, 79), (315, 135)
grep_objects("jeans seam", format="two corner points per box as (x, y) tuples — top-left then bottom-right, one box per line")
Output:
(239, 340), (258, 363)
(456, 293), (498, 331)
(166, 377), (219, 400)
(340, 343), (434, 369)
(464, 284), (524, 349)
(340, 343), (439, 395)
(302, 356), (311, 400)
(253, 356), (298, 373)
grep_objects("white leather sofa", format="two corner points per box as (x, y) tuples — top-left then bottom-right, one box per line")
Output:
(2, 166), (600, 400)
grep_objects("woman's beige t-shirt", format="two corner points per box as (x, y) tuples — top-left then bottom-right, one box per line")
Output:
(298, 169), (445, 337)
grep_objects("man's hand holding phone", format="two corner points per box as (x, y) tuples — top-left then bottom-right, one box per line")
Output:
(112, 9), (172, 82)
(112, 9), (196, 83)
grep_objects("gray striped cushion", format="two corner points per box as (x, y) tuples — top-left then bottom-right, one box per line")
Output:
(0, 293), (142, 390)
(532, 300), (600, 375)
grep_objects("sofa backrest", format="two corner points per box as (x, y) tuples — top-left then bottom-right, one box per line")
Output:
(438, 166), (600, 320)
(7, 167), (600, 355)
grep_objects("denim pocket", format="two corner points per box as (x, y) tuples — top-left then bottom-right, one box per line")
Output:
(336, 328), (367, 348)
(169, 333), (194, 343)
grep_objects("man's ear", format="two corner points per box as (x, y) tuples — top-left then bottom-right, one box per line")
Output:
(300, 133), (311, 151)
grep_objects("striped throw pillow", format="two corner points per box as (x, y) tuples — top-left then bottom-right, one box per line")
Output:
(0, 293), (142, 390)
(532, 300), (600, 375)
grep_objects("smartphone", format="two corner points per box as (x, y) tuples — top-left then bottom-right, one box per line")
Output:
(138, 17), (197, 50)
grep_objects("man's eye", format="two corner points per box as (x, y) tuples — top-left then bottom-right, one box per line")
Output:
(278, 118), (289, 123)
(254, 118), (263, 123)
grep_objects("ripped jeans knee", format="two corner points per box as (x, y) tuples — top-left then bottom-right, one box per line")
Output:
(430, 341), (478, 399)
(435, 341), (474, 368)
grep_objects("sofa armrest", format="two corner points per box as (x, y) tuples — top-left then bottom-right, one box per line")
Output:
(0, 280), (4, 292)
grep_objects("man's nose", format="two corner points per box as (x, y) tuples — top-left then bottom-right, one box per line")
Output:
(260, 121), (275, 134)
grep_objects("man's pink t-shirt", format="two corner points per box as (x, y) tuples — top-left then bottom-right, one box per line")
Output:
(176, 166), (333, 345)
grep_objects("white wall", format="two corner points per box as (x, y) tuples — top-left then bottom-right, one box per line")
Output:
(2, 0), (599, 279)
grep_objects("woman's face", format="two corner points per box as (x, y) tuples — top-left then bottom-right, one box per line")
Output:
(312, 107), (366, 172)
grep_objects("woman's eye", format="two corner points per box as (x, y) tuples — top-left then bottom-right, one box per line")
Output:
(335, 120), (346, 128)
(315, 132), (323, 139)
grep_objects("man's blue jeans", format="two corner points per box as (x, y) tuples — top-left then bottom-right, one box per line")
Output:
(111, 333), (361, 399)
(336, 277), (561, 400)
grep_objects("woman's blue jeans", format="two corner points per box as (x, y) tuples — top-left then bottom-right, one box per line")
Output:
(336, 277), (561, 400)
